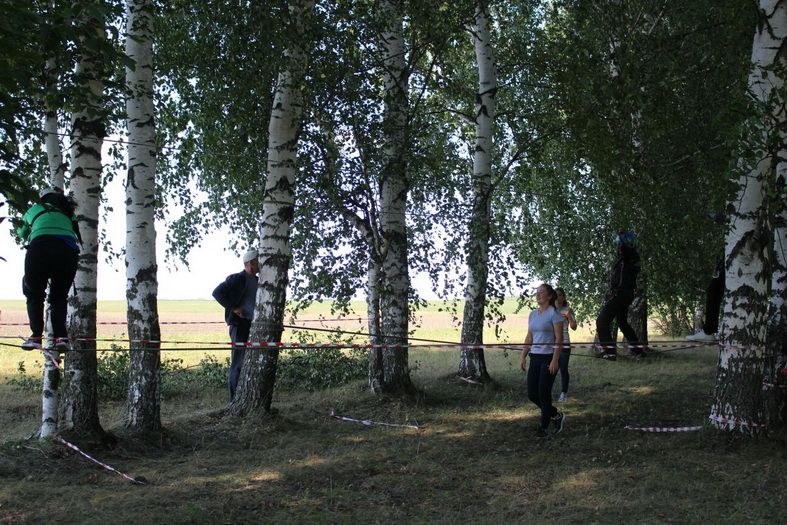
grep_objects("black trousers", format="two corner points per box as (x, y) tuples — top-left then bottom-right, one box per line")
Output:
(596, 288), (639, 352)
(228, 319), (251, 402)
(23, 237), (78, 339)
(703, 274), (724, 335)
(558, 349), (571, 393)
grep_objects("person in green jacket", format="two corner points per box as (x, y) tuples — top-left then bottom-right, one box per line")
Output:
(17, 187), (81, 351)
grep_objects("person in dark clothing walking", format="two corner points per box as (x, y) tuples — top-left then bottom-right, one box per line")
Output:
(596, 229), (642, 360)
(17, 187), (81, 352)
(687, 213), (726, 343)
(213, 250), (259, 401)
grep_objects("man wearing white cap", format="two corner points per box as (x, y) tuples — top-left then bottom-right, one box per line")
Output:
(212, 249), (259, 401)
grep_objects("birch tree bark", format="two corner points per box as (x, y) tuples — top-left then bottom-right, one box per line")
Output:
(367, 257), (385, 391)
(44, 57), (67, 188)
(627, 272), (648, 350)
(39, 54), (66, 440)
(765, 198), (786, 427)
(373, 0), (415, 395)
(709, 0), (786, 434)
(459, 0), (495, 383)
(123, 0), (161, 433)
(228, 0), (314, 417)
(60, 8), (107, 440)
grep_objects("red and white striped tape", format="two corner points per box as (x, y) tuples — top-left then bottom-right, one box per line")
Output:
(42, 349), (61, 370)
(0, 317), (366, 326)
(625, 425), (702, 433)
(0, 334), (707, 351)
(55, 436), (146, 485)
(327, 409), (422, 430)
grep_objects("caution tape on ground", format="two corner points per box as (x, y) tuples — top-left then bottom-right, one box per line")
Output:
(55, 436), (146, 485)
(624, 425), (703, 433)
(326, 409), (422, 430)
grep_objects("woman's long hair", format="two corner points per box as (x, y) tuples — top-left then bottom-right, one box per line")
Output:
(555, 287), (570, 308)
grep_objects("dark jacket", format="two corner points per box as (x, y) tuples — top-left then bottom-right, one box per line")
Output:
(609, 245), (640, 290)
(212, 270), (253, 326)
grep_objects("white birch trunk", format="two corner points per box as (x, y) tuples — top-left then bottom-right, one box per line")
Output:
(375, 0), (414, 394)
(60, 12), (106, 439)
(40, 351), (60, 439)
(367, 258), (384, 391)
(44, 56), (67, 188)
(765, 200), (786, 426)
(709, 0), (787, 434)
(229, 0), (314, 417)
(124, 0), (161, 432)
(459, 1), (496, 383)
(40, 49), (66, 439)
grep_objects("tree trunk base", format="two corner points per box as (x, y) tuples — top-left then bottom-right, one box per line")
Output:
(371, 380), (423, 401)
(56, 428), (117, 450)
(456, 371), (497, 388)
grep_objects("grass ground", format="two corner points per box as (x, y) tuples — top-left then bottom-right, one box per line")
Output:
(1, 301), (785, 524)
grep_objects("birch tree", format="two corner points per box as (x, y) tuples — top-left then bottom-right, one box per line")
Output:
(123, 0), (161, 432)
(709, 0), (786, 434)
(228, 0), (314, 417)
(372, 0), (415, 394)
(60, 5), (108, 439)
(30, 2), (65, 439)
(765, 192), (786, 427)
(459, 0), (496, 383)
(40, 47), (66, 441)
(290, 1), (469, 392)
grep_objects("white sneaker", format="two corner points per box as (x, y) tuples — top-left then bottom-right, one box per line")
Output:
(558, 392), (567, 402)
(686, 332), (716, 342)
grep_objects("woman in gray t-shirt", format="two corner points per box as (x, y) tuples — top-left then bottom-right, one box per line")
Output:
(519, 283), (566, 437)
(555, 287), (577, 402)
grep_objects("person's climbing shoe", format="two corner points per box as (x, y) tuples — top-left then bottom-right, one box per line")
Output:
(21, 337), (42, 351)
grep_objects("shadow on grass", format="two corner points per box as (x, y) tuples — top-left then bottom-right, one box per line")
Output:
(2, 346), (785, 524)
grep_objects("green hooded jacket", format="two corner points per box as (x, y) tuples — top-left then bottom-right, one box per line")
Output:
(17, 203), (79, 243)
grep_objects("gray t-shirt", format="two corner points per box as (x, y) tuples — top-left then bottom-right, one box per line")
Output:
(558, 306), (574, 345)
(528, 306), (564, 355)
(239, 273), (258, 320)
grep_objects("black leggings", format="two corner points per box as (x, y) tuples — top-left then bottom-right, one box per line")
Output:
(527, 353), (558, 430)
(559, 350), (570, 393)
(23, 237), (78, 339)
(596, 288), (639, 351)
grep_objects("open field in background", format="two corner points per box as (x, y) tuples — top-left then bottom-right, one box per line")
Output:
(2, 301), (785, 523)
